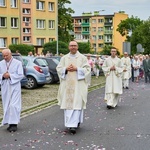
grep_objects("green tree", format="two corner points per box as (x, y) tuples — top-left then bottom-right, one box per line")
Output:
(117, 16), (143, 41)
(43, 41), (68, 55)
(58, 0), (75, 43)
(130, 18), (150, 54)
(78, 42), (90, 54)
(9, 44), (34, 55)
(100, 45), (120, 56)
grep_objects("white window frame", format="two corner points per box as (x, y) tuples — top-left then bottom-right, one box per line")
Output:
(23, 0), (30, 3)
(23, 17), (30, 22)
(36, 1), (44, 10)
(0, 0), (5, 7)
(49, 38), (55, 42)
(11, 38), (18, 44)
(0, 17), (6, 27)
(11, 18), (18, 28)
(36, 20), (45, 29)
(11, 0), (17, 8)
(23, 28), (30, 33)
(49, 20), (55, 29)
(23, 8), (30, 14)
(37, 38), (45, 46)
(98, 35), (103, 40)
(23, 36), (30, 42)
(0, 38), (6, 48)
(48, 2), (54, 11)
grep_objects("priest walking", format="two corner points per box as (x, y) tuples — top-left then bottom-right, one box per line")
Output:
(102, 48), (123, 109)
(56, 41), (91, 134)
(0, 49), (24, 132)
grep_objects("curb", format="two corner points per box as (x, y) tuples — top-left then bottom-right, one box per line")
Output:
(0, 82), (105, 122)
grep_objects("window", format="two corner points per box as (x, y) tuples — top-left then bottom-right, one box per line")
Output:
(98, 19), (104, 23)
(23, 8), (30, 14)
(36, 20), (45, 29)
(48, 2), (54, 11)
(49, 38), (55, 42)
(11, 18), (18, 28)
(0, 17), (6, 27)
(92, 35), (96, 40)
(11, 38), (18, 44)
(37, 38), (45, 46)
(11, 0), (17, 8)
(36, 1), (45, 10)
(23, 36), (30, 42)
(98, 44), (103, 48)
(92, 27), (96, 32)
(23, 28), (30, 33)
(23, 17), (30, 22)
(92, 19), (96, 23)
(98, 27), (103, 31)
(23, 0), (30, 3)
(0, 0), (5, 6)
(49, 20), (55, 29)
(98, 35), (103, 40)
(0, 38), (6, 48)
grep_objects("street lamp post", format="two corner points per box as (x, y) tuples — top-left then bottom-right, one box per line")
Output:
(95, 10), (105, 54)
(56, 0), (59, 55)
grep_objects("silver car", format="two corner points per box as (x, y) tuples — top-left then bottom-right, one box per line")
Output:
(22, 56), (51, 89)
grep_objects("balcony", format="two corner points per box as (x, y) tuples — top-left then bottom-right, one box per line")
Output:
(82, 31), (90, 35)
(104, 30), (112, 34)
(104, 22), (112, 26)
(81, 22), (90, 27)
(104, 39), (112, 43)
(74, 23), (81, 27)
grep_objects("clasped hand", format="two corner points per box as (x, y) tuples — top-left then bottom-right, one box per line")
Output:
(66, 64), (77, 72)
(3, 72), (10, 79)
(110, 66), (116, 71)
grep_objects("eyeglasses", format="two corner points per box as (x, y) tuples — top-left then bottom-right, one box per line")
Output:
(69, 45), (77, 47)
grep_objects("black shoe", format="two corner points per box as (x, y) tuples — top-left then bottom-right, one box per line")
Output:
(77, 122), (80, 128)
(69, 128), (76, 134)
(107, 105), (112, 109)
(126, 87), (129, 89)
(7, 124), (17, 132)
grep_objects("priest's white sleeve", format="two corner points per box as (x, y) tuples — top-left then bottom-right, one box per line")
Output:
(61, 68), (67, 79)
(77, 68), (85, 80)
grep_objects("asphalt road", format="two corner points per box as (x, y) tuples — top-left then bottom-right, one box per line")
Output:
(0, 79), (150, 150)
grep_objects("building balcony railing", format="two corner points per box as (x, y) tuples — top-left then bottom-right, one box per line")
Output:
(82, 31), (90, 35)
(104, 39), (112, 43)
(74, 23), (81, 27)
(104, 30), (112, 34)
(104, 22), (112, 26)
(81, 22), (90, 27)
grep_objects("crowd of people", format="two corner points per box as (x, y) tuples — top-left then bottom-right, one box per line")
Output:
(0, 42), (150, 135)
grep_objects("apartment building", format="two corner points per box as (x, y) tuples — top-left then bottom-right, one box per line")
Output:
(72, 11), (128, 54)
(0, 0), (57, 53)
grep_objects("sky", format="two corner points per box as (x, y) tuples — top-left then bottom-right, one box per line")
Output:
(66, 0), (150, 21)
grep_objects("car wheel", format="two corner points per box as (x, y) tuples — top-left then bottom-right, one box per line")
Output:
(49, 74), (55, 84)
(25, 76), (37, 89)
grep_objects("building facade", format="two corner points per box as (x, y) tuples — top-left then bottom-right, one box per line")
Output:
(0, 0), (57, 54)
(72, 11), (128, 54)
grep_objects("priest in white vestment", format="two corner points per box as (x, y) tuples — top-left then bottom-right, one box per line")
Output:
(121, 52), (131, 89)
(102, 48), (123, 109)
(56, 41), (91, 134)
(0, 49), (24, 132)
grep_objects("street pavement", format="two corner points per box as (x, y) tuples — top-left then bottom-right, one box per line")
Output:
(0, 79), (150, 150)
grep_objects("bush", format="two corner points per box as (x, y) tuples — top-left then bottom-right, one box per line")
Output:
(9, 44), (34, 55)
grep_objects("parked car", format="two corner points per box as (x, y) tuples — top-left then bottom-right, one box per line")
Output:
(49, 56), (61, 62)
(22, 56), (51, 89)
(0, 53), (27, 87)
(38, 57), (59, 83)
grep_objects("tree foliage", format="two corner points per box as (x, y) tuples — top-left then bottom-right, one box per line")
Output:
(78, 42), (90, 54)
(58, 0), (75, 43)
(9, 44), (34, 55)
(117, 16), (143, 40)
(100, 45), (120, 56)
(42, 41), (68, 55)
(130, 18), (150, 54)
